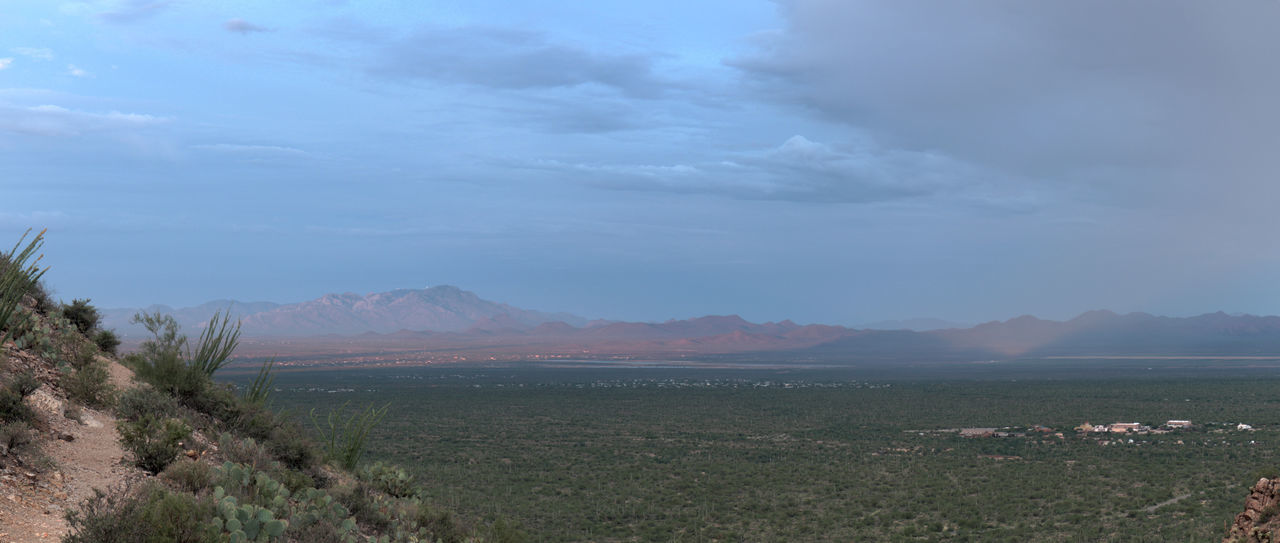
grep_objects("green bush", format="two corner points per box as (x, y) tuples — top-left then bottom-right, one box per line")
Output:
(63, 482), (220, 543)
(358, 461), (417, 498)
(414, 503), (469, 543)
(64, 361), (116, 409)
(0, 372), (39, 424)
(119, 416), (192, 474)
(62, 298), (100, 335)
(94, 329), (122, 356)
(116, 386), (182, 423)
(0, 420), (34, 455)
(163, 459), (215, 494)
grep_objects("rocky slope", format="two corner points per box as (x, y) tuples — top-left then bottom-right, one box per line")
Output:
(1225, 477), (1280, 542)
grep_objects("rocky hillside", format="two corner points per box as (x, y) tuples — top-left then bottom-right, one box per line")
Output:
(1225, 477), (1280, 542)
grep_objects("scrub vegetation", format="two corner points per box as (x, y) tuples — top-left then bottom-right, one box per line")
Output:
(265, 368), (1280, 542)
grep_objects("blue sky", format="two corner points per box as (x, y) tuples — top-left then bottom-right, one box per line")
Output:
(4, 0), (1280, 325)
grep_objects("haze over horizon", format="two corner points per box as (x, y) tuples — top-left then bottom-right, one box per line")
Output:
(5, 1), (1280, 326)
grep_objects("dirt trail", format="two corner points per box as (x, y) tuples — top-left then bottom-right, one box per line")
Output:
(0, 358), (139, 543)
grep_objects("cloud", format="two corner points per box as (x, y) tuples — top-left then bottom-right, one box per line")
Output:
(730, 0), (1280, 198)
(11, 48), (53, 61)
(94, 0), (174, 23)
(66, 64), (89, 77)
(191, 143), (308, 156)
(367, 26), (666, 98)
(224, 18), (271, 34)
(0, 104), (169, 137)
(0, 59), (11, 71)
(518, 135), (1020, 205)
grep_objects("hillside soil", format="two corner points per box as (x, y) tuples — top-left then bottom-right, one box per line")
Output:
(0, 354), (139, 542)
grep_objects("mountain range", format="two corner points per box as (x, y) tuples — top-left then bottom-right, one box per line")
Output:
(104, 286), (1280, 362)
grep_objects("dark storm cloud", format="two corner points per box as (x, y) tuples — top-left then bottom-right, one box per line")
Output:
(732, 1), (1280, 190)
(368, 26), (666, 98)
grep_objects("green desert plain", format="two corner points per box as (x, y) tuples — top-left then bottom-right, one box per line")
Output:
(230, 358), (1280, 542)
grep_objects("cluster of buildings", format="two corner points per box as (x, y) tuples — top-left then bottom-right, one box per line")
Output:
(956, 420), (1257, 439)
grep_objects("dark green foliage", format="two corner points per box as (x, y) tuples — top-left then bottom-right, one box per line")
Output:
(310, 401), (389, 470)
(218, 433), (275, 472)
(9, 371), (40, 397)
(331, 482), (393, 534)
(63, 360), (116, 409)
(94, 329), (121, 356)
(0, 372), (40, 424)
(264, 369), (1280, 542)
(119, 416), (192, 474)
(265, 419), (317, 472)
(414, 504), (468, 543)
(63, 482), (220, 543)
(116, 386), (182, 423)
(358, 461), (416, 498)
(0, 420), (34, 454)
(62, 298), (100, 334)
(484, 518), (529, 543)
(163, 459), (215, 494)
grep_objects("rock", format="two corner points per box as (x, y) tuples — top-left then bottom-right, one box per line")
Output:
(23, 388), (63, 419)
(1224, 477), (1280, 542)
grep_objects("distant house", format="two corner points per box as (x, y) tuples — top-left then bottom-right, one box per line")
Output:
(1238, 423), (1254, 431)
(1075, 422), (1095, 433)
(960, 428), (996, 438)
(1110, 422), (1142, 434)
(1165, 420), (1192, 429)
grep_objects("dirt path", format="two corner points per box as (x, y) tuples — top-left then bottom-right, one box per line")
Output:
(0, 358), (139, 542)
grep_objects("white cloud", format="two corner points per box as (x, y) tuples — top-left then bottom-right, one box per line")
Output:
(12, 47), (54, 61)
(192, 143), (308, 156)
(518, 135), (1025, 205)
(1, 104), (169, 136)
(66, 64), (89, 77)
(0, 59), (12, 70)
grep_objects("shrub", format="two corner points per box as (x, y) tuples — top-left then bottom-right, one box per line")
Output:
(63, 361), (117, 409)
(163, 459), (215, 494)
(310, 401), (390, 470)
(63, 482), (220, 543)
(119, 416), (192, 474)
(414, 503), (469, 543)
(116, 386), (181, 423)
(266, 420), (318, 472)
(63, 298), (101, 335)
(0, 372), (40, 424)
(0, 420), (33, 455)
(359, 461), (417, 498)
(94, 329), (121, 356)
(218, 433), (275, 473)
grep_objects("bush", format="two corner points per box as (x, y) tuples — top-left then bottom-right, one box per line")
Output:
(218, 433), (275, 472)
(64, 357), (116, 409)
(0, 372), (40, 424)
(414, 503), (469, 543)
(62, 298), (101, 335)
(359, 461), (417, 499)
(119, 416), (192, 474)
(116, 386), (182, 423)
(63, 482), (220, 543)
(94, 329), (121, 356)
(162, 459), (215, 494)
(0, 420), (34, 455)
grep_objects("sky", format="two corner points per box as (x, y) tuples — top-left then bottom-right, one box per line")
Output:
(4, 0), (1280, 325)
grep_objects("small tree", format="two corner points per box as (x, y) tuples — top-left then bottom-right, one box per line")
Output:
(63, 298), (101, 335)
